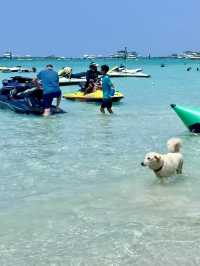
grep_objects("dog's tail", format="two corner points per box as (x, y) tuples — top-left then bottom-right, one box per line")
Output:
(167, 138), (182, 153)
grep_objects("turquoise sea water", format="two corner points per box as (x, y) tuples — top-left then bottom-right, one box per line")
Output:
(0, 58), (200, 265)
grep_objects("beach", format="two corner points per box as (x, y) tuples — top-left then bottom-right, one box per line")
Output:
(0, 58), (200, 265)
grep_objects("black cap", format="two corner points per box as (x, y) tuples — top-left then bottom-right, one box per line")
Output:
(46, 64), (53, 68)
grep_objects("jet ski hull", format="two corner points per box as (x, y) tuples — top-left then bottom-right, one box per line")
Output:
(1, 76), (65, 115)
(63, 90), (124, 102)
(59, 77), (86, 86)
(0, 95), (65, 115)
(108, 72), (151, 78)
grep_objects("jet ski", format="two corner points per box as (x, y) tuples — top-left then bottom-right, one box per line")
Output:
(63, 89), (124, 102)
(0, 76), (65, 115)
(171, 104), (200, 133)
(108, 66), (151, 78)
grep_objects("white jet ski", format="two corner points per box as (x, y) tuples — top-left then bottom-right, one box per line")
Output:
(108, 66), (151, 78)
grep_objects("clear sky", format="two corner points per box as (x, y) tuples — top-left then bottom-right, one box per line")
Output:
(1, 0), (200, 56)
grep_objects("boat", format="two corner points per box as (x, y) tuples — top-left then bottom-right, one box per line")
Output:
(2, 51), (12, 59)
(59, 77), (86, 86)
(108, 66), (151, 78)
(58, 67), (86, 86)
(0, 66), (36, 73)
(0, 76), (65, 115)
(63, 89), (124, 102)
(171, 104), (200, 133)
(111, 48), (138, 59)
(83, 54), (96, 59)
(182, 51), (200, 60)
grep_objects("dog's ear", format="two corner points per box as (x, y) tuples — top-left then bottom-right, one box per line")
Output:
(154, 155), (161, 161)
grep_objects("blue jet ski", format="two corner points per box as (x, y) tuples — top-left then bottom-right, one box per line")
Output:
(0, 76), (65, 115)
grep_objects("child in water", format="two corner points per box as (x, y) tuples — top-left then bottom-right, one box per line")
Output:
(100, 65), (115, 114)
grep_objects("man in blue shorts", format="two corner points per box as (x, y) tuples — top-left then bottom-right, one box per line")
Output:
(100, 65), (115, 114)
(36, 64), (61, 116)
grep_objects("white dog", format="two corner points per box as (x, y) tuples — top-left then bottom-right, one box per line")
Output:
(141, 138), (183, 178)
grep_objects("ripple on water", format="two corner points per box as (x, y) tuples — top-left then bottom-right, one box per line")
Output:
(0, 58), (200, 265)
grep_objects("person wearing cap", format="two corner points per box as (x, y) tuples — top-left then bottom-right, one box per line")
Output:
(36, 64), (62, 116)
(84, 63), (101, 94)
(100, 64), (115, 114)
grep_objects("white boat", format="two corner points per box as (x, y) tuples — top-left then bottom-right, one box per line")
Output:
(182, 51), (200, 60)
(108, 66), (151, 78)
(59, 77), (86, 86)
(2, 51), (12, 59)
(0, 66), (9, 72)
(187, 54), (200, 60)
(0, 66), (36, 73)
(111, 48), (138, 59)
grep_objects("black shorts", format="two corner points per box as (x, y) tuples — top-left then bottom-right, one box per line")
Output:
(101, 98), (112, 109)
(43, 91), (61, 108)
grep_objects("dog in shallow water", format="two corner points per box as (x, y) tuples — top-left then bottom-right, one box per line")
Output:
(141, 138), (183, 178)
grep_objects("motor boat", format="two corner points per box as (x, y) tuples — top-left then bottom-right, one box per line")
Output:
(63, 89), (124, 102)
(0, 76), (65, 115)
(0, 66), (37, 73)
(108, 65), (151, 78)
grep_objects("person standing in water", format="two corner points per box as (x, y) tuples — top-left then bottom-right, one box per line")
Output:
(35, 64), (62, 116)
(100, 65), (115, 114)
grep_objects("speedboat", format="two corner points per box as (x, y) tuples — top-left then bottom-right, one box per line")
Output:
(108, 66), (151, 78)
(0, 76), (65, 115)
(63, 89), (124, 102)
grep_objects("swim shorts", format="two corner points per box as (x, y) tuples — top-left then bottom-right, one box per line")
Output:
(43, 90), (61, 108)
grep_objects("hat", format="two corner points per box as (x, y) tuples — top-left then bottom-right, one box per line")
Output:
(89, 62), (98, 69)
(46, 64), (53, 68)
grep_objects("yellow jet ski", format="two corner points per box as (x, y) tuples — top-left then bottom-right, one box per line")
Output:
(63, 89), (124, 102)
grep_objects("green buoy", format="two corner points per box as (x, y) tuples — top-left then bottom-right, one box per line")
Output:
(171, 104), (200, 133)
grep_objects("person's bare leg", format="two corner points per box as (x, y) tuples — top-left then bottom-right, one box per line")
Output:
(56, 96), (61, 111)
(43, 108), (51, 116)
(100, 106), (105, 114)
(107, 108), (113, 114)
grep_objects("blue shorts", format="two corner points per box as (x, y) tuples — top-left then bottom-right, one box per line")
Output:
(43, 91), (61, 108)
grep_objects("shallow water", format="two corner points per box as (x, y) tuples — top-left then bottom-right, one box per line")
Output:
(0, 58), (200, 265)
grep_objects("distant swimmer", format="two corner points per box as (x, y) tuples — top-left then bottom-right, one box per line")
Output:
(187, 67), (192, 71)
(160, 64), (165, 68)
(197, 67), (199, 71)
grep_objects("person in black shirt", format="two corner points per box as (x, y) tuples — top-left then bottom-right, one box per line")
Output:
(84, 63), (101, 94)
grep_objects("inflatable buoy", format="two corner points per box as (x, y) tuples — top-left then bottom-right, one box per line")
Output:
(171, 104), (200, 133)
